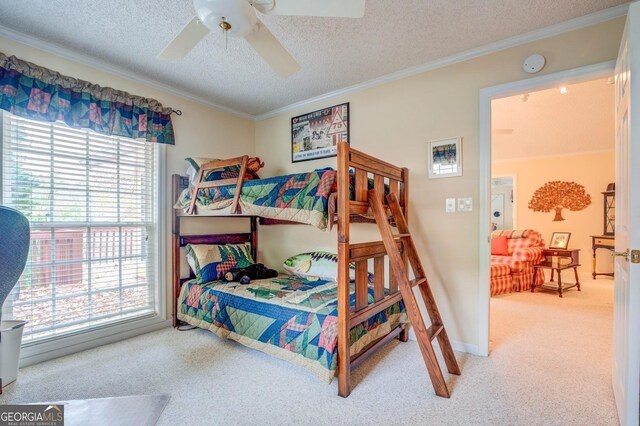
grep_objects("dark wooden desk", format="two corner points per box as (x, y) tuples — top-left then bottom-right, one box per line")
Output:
(590, 235), (614, 278)
(532, 248), (581, 298)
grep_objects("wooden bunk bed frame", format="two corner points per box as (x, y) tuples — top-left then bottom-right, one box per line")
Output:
(172, 142), (412, 397)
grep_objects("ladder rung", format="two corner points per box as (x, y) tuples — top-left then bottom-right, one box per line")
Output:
(393, 233), (411, 239)
(427, 324), (444, 341)
(409, 277), (426, 287)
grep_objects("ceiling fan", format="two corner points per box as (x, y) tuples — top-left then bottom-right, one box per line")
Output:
(158, 0), (366, 78)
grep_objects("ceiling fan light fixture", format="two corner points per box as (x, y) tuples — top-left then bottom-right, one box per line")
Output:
(219, 17), (232, 32)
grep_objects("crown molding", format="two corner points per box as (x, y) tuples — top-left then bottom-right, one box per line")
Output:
(0, 24), (254, 121)
(255, 3), (629, 121)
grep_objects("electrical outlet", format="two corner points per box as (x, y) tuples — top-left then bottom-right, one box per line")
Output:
(457, 197), (473, 212)
(445, 198), (456, 213)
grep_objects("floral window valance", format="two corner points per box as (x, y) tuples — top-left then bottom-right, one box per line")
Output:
(0, 52), (175, 145)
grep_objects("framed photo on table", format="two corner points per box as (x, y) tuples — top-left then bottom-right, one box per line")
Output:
(549, 232), (571, 249)
(291, 103), (349, 163)
(427, 137), (462, 178)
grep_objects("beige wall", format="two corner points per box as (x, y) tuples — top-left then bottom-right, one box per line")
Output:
(493, 151), (615, 276)
(0, 36), (256, 316)
(255, 18), (625, 349)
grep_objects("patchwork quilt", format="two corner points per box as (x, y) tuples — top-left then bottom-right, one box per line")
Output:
(175, 170), (337, 230)
(177, 274), (407, 382)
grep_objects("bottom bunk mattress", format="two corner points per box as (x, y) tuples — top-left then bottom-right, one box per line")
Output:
(177, 274), (407, 382)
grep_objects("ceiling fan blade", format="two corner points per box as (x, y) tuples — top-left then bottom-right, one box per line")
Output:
(256, 0), (365, 18)
(244, 18), (301, 78)
(158, 17), (210, 61)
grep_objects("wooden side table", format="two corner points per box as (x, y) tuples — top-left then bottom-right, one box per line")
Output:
(590, 235), (614, 278)
(531, 248), (581, 298)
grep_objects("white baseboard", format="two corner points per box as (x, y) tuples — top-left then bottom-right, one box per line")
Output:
(18, 317), (172, 368)
(449, 339), (481, 355)
(407, 328), (481, 356)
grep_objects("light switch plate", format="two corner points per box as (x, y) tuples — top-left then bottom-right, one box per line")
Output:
(445, 198), (456, 213)
(457, 197), (473, 212)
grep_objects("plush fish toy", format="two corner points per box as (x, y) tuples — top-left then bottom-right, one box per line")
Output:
(283, 251), (373, 283)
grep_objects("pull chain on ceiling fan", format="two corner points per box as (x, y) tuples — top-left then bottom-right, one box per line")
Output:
(219, 17), (231, 49)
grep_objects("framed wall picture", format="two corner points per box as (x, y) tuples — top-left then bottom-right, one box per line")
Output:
(549, 232), (571, 249)
(291, 102), (349, 163)
(427, 137), (462, 178)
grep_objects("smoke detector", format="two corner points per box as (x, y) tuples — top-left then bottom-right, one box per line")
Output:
(523, 54), (546, 74)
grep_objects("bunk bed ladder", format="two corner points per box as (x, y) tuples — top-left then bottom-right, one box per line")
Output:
(368, 189), (461, 398)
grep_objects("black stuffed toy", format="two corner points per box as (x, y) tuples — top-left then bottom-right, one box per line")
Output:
(224, 263), (278, 284)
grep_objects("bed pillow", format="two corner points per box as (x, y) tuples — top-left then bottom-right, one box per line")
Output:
(283, 251), (344, 281)
(491, 235), (509, 256)
(283, 251), (373, 283)
(186, 243), (255, 283)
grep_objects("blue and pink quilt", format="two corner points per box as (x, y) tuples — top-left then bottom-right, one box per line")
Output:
(177, 274), (407, 382)
(175, 170), (337, 230)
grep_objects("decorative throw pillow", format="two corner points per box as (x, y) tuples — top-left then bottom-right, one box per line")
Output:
(283, 251), (372, 283)
(491, 235), (509, 256)
(186, 243), (255, 283)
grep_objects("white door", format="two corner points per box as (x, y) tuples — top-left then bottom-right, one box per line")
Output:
(613, 3), (640, 425)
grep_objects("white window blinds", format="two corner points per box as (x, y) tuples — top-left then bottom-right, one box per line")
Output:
(1, 113), (159, 343)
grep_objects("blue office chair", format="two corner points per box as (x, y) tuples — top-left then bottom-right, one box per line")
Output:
(0, 206), (30, 392)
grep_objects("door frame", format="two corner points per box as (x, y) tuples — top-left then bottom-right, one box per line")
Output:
(477, 60), (615, 356)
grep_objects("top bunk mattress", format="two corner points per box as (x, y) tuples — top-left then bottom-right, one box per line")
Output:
(175, 169), (337, 230)
(177, 274), (407, 382)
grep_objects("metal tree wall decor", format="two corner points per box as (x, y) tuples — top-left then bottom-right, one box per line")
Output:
(528, 181), (592, 221)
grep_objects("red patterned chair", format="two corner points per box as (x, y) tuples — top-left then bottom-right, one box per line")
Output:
(490, 263), (513, 296)
(490, 229), (545, 295)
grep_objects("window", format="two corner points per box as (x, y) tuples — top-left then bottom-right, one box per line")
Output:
(1, 112), (162, 345)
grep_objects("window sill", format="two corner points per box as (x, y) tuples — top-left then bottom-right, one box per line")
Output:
(18, 315), (172, 368)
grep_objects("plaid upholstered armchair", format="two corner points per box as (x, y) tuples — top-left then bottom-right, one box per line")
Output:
(490, 229), (545, 294)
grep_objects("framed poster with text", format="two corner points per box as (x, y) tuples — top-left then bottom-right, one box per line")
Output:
(291, 102), (349, 163)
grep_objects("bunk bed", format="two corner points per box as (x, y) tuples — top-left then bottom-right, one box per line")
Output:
(173, 142), (412, 397)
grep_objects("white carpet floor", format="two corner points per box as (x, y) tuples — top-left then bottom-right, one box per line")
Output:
(0, 277), (617, 425)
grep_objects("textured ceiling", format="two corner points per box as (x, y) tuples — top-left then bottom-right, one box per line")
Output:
(0, 0), (628, 116)
(492, 77), (615, 161)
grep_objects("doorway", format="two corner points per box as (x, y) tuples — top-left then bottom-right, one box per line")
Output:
(477, 63), (618, 423)
(477, 61), (616, 356)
